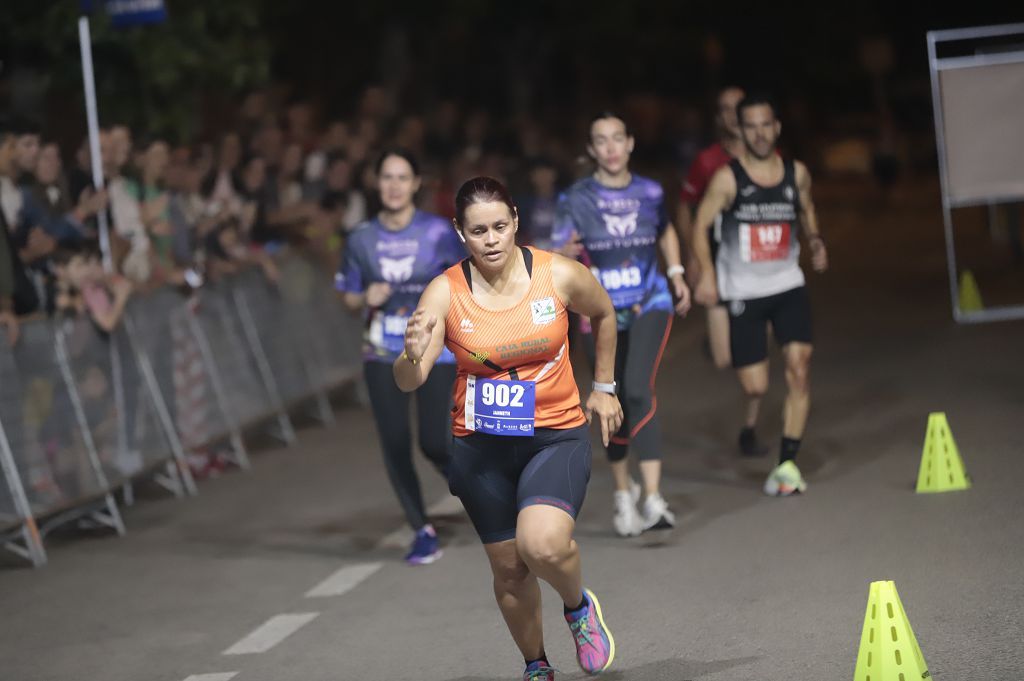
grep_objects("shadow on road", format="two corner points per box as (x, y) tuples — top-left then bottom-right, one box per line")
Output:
(447, 654), (761, 681)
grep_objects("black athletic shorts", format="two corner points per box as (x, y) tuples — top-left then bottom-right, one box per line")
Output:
(448, 425), (591, 544)
(726, 286), (812, 368)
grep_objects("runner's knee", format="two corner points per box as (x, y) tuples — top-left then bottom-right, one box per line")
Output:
(622, 383), (652, 417)
(785, 358), (810, 394)
(517, 528), (573, 569)
(491, 554), (532, 593)
(742, 380), (767, 399)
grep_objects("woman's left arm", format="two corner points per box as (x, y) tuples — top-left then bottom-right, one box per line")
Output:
(552, 254), (623, 445)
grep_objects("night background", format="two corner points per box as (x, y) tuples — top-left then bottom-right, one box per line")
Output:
(0, 3), (1022, 681)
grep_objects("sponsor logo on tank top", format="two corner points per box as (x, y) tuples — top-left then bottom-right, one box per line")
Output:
(740, 184), (757, 197)
(732, 203), (798, 222)
(379, 255), (415, 283)
(530, 297), (557, 325)
(496, 338), (551, 362)
(601, 211), (639, 237)
(783, 186), (795, 201)
(460, 318), (475, 333)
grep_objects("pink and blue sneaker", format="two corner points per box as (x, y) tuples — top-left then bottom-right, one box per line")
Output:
(523, 659), (556, 681)
(564, 588), (616, 675)
(404, 524), (442, 565)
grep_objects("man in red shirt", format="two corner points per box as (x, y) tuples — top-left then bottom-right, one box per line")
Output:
(678, 86), (766, 456)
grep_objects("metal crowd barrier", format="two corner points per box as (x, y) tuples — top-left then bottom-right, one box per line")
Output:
(0, 251), (361, 567)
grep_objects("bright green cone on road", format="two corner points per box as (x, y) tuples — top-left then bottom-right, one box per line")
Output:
(854, 581), (930, 681)
(916, 412), (971, 493)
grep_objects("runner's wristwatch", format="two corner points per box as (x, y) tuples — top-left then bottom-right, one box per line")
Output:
(592, 380), (617, 394)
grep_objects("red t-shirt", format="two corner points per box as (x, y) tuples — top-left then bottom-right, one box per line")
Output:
(680, 142), (733, 205)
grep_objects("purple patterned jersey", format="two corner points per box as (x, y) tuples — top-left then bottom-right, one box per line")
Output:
(336, 211), (465, 362)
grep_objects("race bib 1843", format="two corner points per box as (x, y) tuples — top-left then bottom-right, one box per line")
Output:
(592, 265), (644, 307)
(740, 223), (792, 262)
(465, 375), (535, 437)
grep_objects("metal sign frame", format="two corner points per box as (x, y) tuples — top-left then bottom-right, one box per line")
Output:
(927, 22), (1024, 323)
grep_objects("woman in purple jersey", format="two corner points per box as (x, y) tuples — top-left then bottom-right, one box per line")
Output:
(335, 149), (465, 564)
(553, 113), (691, 538)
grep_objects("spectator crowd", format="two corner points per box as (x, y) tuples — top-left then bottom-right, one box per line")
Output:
(2, 85), (726, 351)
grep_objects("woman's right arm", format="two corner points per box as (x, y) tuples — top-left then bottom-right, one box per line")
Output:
(393, 275), (450, 393)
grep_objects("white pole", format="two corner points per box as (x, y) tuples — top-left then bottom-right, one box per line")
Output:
(79, 16), (128, 488)
(77, 16), (112, 274)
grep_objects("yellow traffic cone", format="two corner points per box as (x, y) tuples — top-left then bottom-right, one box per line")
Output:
(853, 581), (930, 681)
(958, 270), (984, 312)
(916, 412), (971, 493)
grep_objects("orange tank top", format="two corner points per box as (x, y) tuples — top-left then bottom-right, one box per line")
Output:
(444, 247), (586, 437)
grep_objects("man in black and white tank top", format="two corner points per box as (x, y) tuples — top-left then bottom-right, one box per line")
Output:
(690, 93), (828, 497)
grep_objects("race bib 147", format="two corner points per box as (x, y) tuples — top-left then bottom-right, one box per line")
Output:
(740, 223), (792, 262)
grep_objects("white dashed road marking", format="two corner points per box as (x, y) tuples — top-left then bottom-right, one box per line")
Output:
(305, 562), (382, 598)
(222, 613), (320, 655)
(182, 674), (239, 681)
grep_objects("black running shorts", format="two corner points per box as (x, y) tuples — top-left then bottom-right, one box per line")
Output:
(726, 286), (813, 368)
(448, 425), (592, 544)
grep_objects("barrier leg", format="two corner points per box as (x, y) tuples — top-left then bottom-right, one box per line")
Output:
(124, 317), (198, 497)
(232, 287), (296, 446)
(0, 415), (46, 567)
(187, 306), (251, 470)
(53, 328), (126, 537)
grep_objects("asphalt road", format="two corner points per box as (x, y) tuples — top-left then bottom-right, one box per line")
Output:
(1, 177), (1022, 681)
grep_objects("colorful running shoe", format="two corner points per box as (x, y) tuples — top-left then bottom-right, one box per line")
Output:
(523, 660), (556, 681)
(564, 588), (615, 675)
(763, 460), (807, 496)
(405, 524), (442, 565)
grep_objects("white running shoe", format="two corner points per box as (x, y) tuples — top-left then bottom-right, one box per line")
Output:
(629, 477), (641, 505)
(613, 490), (643, 537)
(641, 492), (677, 531)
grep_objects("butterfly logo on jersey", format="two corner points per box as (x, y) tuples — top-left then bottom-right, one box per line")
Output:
(379, 255), (416, 283)
(602, 211), (638, 238)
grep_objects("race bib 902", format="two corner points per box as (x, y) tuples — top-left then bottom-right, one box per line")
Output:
(465, 375), (535, 437)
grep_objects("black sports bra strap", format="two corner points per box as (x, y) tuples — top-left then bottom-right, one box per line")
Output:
(461, 247), (534, 293)
(521, 246), (533, 277)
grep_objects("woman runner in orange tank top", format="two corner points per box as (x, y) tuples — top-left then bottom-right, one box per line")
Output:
(394, 177), (623, 679)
